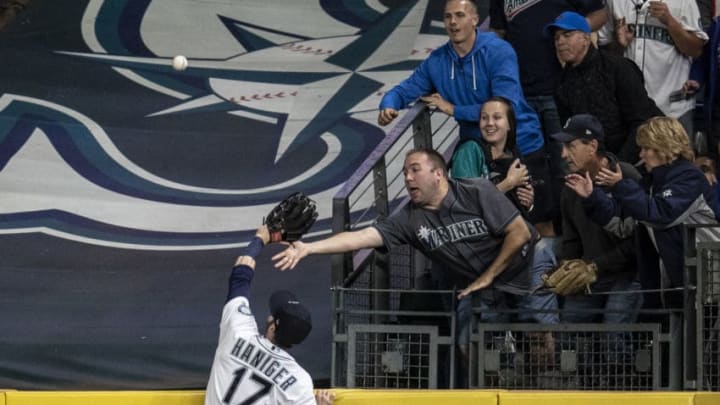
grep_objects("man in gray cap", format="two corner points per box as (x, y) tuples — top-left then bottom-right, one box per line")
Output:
(551, 114), (643, 325)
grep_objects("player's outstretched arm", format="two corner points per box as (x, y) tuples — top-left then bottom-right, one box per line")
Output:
(272, 227), (383, 271)
(233, 225), (271, 270)
(226, 225), (271, 302)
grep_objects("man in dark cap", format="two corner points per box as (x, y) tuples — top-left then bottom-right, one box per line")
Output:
(204, 224), (332, 405)
(551, 114), (643, 324)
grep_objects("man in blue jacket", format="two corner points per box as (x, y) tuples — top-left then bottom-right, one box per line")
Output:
(378, 0), (555, 237)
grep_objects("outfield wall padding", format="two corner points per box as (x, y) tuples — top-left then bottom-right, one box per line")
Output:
(1, 389), (718, 405)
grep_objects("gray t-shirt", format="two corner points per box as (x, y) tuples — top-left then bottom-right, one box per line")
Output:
(373, 178), (534, 294)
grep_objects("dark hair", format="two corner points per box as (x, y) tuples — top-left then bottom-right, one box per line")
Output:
(481, 96), (519, 156)
(406, 147), (449, 177)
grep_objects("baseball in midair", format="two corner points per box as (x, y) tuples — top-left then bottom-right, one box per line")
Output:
(172, 55), (188, 71)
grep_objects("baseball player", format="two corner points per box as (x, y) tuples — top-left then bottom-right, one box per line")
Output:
(204, 219), (333, 405)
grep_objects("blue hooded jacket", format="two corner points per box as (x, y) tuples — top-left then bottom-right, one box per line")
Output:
(379, 29), (544, 156)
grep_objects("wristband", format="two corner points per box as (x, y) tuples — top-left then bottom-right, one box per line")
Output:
(241, 236), (264, 259)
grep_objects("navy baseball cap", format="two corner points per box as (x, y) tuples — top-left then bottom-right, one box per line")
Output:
(269, 290), (312, 347)
(551, 114), (605, 143)
(543, 11), (591, 38)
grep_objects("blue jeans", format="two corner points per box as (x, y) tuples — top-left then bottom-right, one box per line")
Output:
(560, 276), (644, 372)
(456, 238), (560, 344)
(561, 277), (643, 323)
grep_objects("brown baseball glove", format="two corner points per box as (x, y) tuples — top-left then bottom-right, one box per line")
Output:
(541, 259), (598, 296)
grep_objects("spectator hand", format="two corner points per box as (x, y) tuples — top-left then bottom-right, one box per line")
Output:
(505, 159), (530, 188)
(377, 108), (399, 126)
(695, 156), (718, 185)
(457, 271), (494, 299)
(614, 17), (634, 48)
(683, 80), (700, 95)
(706, 171), (718, 186)
(565, 172), (593, 198)
(648, 1), (673, 25)
(516, 184), (534, 210)
(272, 241), (308, 271)
(595, 164), (623, 187)
(420, 93), (454, 116)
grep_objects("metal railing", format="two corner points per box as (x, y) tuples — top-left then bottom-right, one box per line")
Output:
(684, 224), (720, 390)
(331, 288), (457, 388)
(470, 323), (664, 390)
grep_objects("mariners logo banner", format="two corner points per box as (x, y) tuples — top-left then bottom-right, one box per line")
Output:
(0, 0), (455, 388)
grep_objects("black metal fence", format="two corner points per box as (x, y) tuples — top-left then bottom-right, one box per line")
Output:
(471, 323), (662, 390)
(331, 288), (457, 388)
(690, 227), (720, 390)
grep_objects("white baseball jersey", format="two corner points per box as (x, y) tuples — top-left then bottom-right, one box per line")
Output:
(598, 0), (708, 118)
(205, 296), (315, 405)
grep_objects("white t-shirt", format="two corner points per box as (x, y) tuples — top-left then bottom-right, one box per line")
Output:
(205, 296), (315, 405)
(598, 0), (708, 117)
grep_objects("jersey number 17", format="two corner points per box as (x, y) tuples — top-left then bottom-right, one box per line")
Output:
(223, 366), (272, 405)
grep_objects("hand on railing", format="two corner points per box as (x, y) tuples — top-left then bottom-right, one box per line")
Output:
(457, 271), (495, 299)
(420, 93), (454, 116)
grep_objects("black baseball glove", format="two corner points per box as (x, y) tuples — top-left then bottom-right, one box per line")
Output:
(265, 192), (318, 242)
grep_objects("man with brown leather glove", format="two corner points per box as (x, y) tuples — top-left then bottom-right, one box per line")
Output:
(550, 114), (643, 323)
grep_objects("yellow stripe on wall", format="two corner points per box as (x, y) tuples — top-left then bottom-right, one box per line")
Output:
(330, 389), (499, 405)
(499, 391), (698, 405)
(695, 392), (720, 405)
(5, 390), (205, 405)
